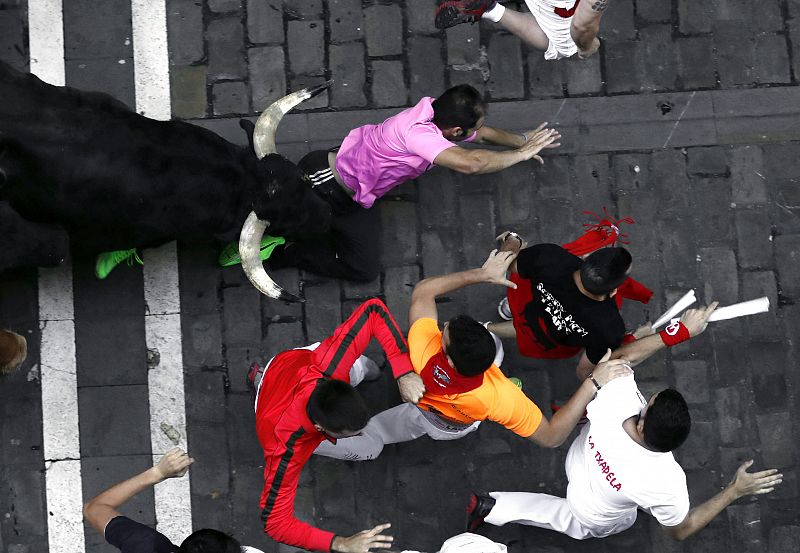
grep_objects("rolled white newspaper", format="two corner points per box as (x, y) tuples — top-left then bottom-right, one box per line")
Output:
(708, 297), (770, 322)
(651, 290), (697, 330)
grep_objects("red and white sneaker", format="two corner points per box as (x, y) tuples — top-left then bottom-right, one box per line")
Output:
(435, 0), (497, 29)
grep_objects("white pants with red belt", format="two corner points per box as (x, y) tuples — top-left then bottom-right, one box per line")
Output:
(524, 0), (580, 60)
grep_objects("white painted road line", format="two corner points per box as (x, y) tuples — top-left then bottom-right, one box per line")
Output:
(132, 1), (192, 541)
(30, 0), (85, 550)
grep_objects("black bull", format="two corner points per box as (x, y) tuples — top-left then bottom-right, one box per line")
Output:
(0, 60), (331, 273)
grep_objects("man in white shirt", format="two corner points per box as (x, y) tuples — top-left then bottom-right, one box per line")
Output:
(435, 0), (607, 60)
(467, 375), (783, 540)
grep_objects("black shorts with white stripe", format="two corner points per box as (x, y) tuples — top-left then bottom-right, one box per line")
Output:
(298, 149), (358, 215)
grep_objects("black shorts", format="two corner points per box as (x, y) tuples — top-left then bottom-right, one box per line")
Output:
(298, 149), (358, 216)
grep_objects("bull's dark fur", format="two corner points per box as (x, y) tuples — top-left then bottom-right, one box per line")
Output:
(0, 61), (331, 272)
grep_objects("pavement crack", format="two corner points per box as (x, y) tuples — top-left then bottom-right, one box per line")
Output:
(662, 91), (696, 149)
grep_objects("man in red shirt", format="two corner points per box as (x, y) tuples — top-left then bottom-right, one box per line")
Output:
(250, 298), (425, 553)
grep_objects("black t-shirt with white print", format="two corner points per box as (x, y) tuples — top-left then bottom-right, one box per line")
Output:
(516, 243), (625, 364)
(105, 516), (179, 553)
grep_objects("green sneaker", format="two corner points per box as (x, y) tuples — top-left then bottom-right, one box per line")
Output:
(508, 377), (523, 391)
(218, 235), (286, 267)
(94, 248), (143, 279)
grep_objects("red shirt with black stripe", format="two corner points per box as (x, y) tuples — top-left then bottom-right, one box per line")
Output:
(255, 298), (413, 552)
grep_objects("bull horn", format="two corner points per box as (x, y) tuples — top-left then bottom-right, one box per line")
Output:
(252, 80), (333, 159)
(239, 212), (303, 302)
(240, 82), (331, 302)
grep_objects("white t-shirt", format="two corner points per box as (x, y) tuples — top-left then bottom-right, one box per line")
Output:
(565, 375), (690, 530)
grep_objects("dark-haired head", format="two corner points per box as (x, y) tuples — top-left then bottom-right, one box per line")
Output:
(307, 379), (369, 438)
(179, 528), (241, 553)
(579, 247), (633, 296)
(443, 315), (496, 377)
(432, 85), (487, 138)
(642, 389), (691, 452)
(0, 329), (27, 375)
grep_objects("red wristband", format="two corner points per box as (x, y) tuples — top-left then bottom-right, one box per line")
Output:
(621, 333), (637, 345)
(659, 321), (690, 347)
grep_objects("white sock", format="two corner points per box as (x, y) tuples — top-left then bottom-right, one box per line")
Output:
(482, 4), (505, 22)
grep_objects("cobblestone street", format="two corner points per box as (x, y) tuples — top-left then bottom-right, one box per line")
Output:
(1, 1), (800, 552)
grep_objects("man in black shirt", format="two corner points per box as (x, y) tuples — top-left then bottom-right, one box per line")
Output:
(83, 447), (244, 553)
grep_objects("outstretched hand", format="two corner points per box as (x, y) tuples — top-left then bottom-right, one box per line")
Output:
(518, 122), (561, 164)
(333, 523), (394, 553)
(481, 249), (518, 288)
(731, 460), (783, 499)
(680, 301), (719, 336)
(590, 349), (633, 387)
(155, 447), (194, 480)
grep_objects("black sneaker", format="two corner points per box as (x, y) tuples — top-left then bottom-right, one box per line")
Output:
(435, 0), (497, 29)
(466, 492), (496, 532)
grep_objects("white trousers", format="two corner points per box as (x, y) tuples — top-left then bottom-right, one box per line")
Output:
(524, 0), (579, 60)
(485, 491), (637, 539)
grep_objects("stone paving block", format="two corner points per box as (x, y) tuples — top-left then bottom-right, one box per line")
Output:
(675, 36), (716, 90)
(230, 463), (270, 546)
(0, 466), (47, 547)
(304, 279), (343, 342)
(313, 456), (356, 517)
(687, 147), (729, 176)
(75, 315), (147, 386)
(769, 525), (800, 553)
(677, 421), (718, 470)
(640, 25), (679, 92)
(728, 503), (766, 553)
(226, 394), (263, 465)
(735, 209), (773, 270)
(448, 67), (485, 95)
(637, 0), (671, 21)
(753, 373), (788, 411)
(1, 386), (43, 468)
(0, 8), (26, 71)
(677, 0), (713, 34)
(212, 80), (249, 115)
(209, 0), (241, 13)
(406, 0), (438, 34)
(774, 234), (800, 301)
(65, 58), (136, 111)
(699, 246), (738, 305)
(446, 21), (482, 66)
(341, 277), (381, 300)
(371, 60), (406, 107)
(170, 65), (208, 119)
(528, 52), (564, 98)
(598, 0), (635, 41)
(715, 386), (758, 446)
(72, 256), (145, 318)
(81, 455), (155, 525)
(262, 321), (305, 357)
(381, 201), (418, 266)
(754, 33), (792, 84)
(535, 199), (575, 244)
(658, 217), (698, 289)
(689, 177), (732, 243)
(571, 154), (613, 209)
(383, 265), (420, 332)
(534, 155), (571, 201)
(185, 370), (227, 424)
(207, 16), (247, 80)
(421, 228), (462, 278)
(730, 146), (768, 205)
(673, 360), (709, 404)
(602, 40), (644, 94)
(791, 20), (800, 87)
(364, 4), (402, 57)
(249, 45), (286, 111)
(247, 0), (284, 44)
(564, 56), (601, 96)
(63, 0), (133, 59)
(496, 166), (535, 224)
(78, 385), (150, 457)
(187, 421), (231, 512)
(408, 36), (445, 102)
(222, 285), (262, 346)
(612, 153), (651, 194)
(741, 271), (780, 340)
(715, 22), (756, 87)
(487, 33), (523, 100)
(330, 42), (367, 107)
(329, 0), (363, 42)
(287, 20), (325, 76)
(719, 445), (755, 485)
(459, 194), (496, 267)
(756, 412), (795, 468)
(290, 75), (330, 110)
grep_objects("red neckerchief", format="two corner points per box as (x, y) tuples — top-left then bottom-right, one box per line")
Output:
(420, 351), (484, 395)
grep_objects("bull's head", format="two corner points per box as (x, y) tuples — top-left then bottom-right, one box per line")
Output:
(239, 82), (331, 302)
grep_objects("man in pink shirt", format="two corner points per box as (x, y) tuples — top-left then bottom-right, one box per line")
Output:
(267, 85), (560, 281)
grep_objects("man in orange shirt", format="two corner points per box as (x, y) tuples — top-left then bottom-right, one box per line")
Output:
(314, 249), (632, 461)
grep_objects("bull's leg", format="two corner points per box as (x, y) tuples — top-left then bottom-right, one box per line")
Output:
(0, 202), (69, 272)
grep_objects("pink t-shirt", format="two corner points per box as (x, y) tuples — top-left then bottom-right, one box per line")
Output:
(335, 97), (472, 208)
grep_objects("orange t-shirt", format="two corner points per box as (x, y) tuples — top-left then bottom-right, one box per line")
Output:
(408, 318), (543, 438)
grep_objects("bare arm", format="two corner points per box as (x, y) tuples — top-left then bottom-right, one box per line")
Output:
(433, 125), (560, 175)
(610, 303), (718, 366)
(409, 250), (517, 327)
(473, 125), (525, 147)
(570, 0), (607, 54)
(527, 352), (632, 448)
(83, 448), (193, 535)
(664, 460), (782, 541)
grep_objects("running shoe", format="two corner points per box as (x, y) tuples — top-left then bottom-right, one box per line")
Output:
(94, 248), (142, 279)
(466, 492), (496, 532)
(435, 0), (497, 29)
(497, 297), (512, 321)
(508, 376), (523, 390)
(217, 235), (286, 267)
(247, 361), (262, 404)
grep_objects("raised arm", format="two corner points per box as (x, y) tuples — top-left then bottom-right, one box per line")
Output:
(409, 249), (517, 326)
(433, 125), (560, 174)
(664, 460), (782, 541)
(570, 0), (609, 57)
(84, 448), (193, 535)
(526, 351), (632, 447)
(610, 303), (718, 366)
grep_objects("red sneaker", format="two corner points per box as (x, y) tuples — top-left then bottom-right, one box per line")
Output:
(466, 492), (496, 532)
(435, 0), (497, 29)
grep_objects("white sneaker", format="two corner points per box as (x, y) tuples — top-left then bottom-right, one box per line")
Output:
(497, 297), (512, 321)
(358, 355), (382, 382)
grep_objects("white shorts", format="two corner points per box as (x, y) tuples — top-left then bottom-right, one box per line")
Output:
(524, 0), (579, 60)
